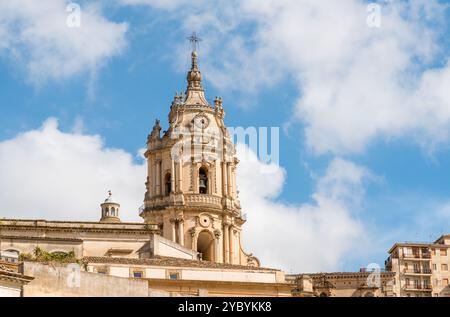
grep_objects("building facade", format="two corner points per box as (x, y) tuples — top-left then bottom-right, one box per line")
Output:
(288, 272), (396, 297)
(385, 235), (450, 297)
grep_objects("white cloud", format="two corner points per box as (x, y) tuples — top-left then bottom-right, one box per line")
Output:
(236, 144), (369, 272)
(0, 118), (145, 222)
(0, 0), (128, 84)
(119, 0), (450, 155)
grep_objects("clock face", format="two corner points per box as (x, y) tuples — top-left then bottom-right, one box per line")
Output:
(194, 114), (209, 129)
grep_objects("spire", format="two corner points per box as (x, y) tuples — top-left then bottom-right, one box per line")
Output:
(186, 50), (203, 91)
(184, 32), (209, 107)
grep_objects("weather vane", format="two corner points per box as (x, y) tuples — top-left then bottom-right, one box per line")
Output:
(187, 31), (202, 52)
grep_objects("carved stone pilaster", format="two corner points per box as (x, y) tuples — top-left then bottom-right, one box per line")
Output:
(188, 227), (196, 237)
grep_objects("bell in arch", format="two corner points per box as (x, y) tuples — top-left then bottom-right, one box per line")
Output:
(199, 167), (208, 194)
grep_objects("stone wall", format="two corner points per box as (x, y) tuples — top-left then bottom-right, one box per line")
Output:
(22, 262), (148, 297)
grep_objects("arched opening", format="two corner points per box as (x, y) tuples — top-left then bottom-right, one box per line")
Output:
(197, 230), (214, 261)
(319, 292), (328, 297)
(105, 207), (110, 216)
(111, 207), (115, 216)
(165, 173), (172, 196)
(199, 167), (208, 194)
(364, 292), (374, 297)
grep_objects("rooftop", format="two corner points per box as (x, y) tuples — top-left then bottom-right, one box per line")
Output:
(83, 256), (279, 272)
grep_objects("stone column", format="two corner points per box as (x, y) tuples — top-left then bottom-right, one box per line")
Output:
(151, 159), (156, 197)
(231, 167), (236, 198)
(171, 219), (176, 243)
(155, 159), (161, 196)
(193, 162), (199, 193)
(222, 162), (228, 197)
(227, 163), (232, 198)
(178, 160), (183, 193)
(171, 159), (175, 193)
(223, 224), (229, 264)
(214, 230), (222, 263)
(147, 159), (152, 198)
(178, 219), (184, 246)
(189, 228), (197, 251)
(214, 160), (218, 194)
(229, 225), (234, 264)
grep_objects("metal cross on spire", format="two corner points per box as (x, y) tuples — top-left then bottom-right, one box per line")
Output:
(187, 32), (202, 52)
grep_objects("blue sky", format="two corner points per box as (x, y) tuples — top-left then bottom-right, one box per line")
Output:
(1, 0), (450, 272)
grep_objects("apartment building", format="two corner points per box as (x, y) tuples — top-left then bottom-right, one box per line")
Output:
(385, 234), (450, 297)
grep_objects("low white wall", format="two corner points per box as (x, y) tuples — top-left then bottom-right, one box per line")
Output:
(181, 269), (277, 283)
(153, 235), (198, 260)
(0, 283), (22, 297)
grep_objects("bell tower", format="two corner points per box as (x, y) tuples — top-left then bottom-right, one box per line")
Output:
(140, 35), (259, 267)
(100, 191), (121, 223)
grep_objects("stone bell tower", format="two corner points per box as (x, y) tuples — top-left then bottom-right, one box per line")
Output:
(100, 191), (121, 223)
(140, 35), (259, 267)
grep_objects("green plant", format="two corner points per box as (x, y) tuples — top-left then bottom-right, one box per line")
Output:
(24, 247), (79, 264)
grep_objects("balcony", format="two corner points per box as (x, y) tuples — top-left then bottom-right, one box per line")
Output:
(402, 253), (431, 261)
(403, 269), (432, 275)
(403, 284), (432, 292)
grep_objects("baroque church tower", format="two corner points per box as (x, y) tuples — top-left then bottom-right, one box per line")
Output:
(140, 40), (259, 267)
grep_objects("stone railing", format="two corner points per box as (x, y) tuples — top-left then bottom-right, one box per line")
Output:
(145, 195), (171, 209)
(184, 194), (222, 208)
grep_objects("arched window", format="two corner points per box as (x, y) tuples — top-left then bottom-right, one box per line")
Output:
(199, 167), (208, 194)
(111, 207), (115, 217)
(197, 230), (214, 261)
(105, 207), (110, 216)
(165, 173), (172, 196)
(319, 292), (328, 297)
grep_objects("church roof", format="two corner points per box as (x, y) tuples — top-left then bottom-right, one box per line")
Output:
(83, 256), (279, 272)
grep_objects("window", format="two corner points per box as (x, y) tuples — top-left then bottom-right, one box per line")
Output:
(441, 249), (448, 256)
(133, 271), (143, 278)
(165, 173), (172, 196)
(433, 264), (437, 270)
(442, 264), (448, 271)
(199, 167), (208, 194)
(444, 279), (449, 286)
(405, 278), (410, 286)
(169, 273), (179, 280)
(432, 249), (436, 256)
(111, 207), (115, 217)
